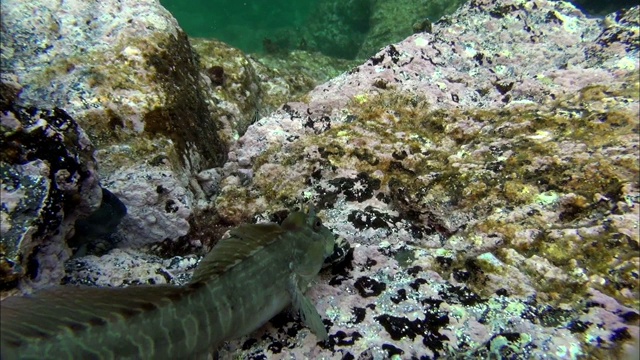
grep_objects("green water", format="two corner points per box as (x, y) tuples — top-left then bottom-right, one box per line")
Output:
(160, 0), (315, 56)
(160, 0), (639, 59)
(160, 0), (454, 59)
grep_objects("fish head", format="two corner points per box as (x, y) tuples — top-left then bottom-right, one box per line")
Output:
(282, 205), (336, 280)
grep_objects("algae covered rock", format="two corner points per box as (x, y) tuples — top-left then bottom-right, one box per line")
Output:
(214, 1), (639, 358)
(2, 0), (637, 357)
(0, 0), (231, 249)
(0, 104), (101, 290)
(0, 0), (227, 173)
(189, 37), (359, 148)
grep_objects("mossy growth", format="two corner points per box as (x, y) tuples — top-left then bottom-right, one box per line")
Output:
(253, 163), (308, 205)
(144, 31), (227, 170)
(215, 185), (255, 225)
(28, 28), (229, 175)
(247, 82), (636, 208)
(234, 81), (639, 307)
(33, 34), (169, 144)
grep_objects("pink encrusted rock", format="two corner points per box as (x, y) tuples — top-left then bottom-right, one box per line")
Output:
(212, 0), (639, 358)
(4, 0), (636, 358)
(222, 0), (638, 186)
(102, 163), (192, 247)
(302, 0), (636, 118)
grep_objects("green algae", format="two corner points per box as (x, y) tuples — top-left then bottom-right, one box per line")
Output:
(474, 252), (506, 275)
(393, 248), (416, 267)
(534, 191), (559, 206)
(144, 31), (228, 170)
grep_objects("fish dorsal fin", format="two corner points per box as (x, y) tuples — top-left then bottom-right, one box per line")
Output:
(1, 285), (184, 347)
(189, 223), (285, 284)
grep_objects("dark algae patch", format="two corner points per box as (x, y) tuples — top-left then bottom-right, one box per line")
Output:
(144, 31), (227, 169)
(354, 276), (386, 298)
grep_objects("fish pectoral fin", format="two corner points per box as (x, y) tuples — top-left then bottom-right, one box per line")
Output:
(289, 278), (328, 341)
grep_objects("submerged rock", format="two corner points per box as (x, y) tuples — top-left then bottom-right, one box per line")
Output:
(0, 104), (100, 290)
(0, 0), (230, 251)
(214, 1), (639, 358)
(2, 0), (638, 358)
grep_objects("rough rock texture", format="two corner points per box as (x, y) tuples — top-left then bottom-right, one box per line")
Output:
(0, 0), (226, 169)
(101, 162), (193, 247)
(63, 247), (199, 288)
(191, 38), (358, 142)
(0, 0), (359, 295)
(192, 38), (263, 143)
(250, 52), (360, 112)
(0, 104), (101, 291)
(0, 0), (229, 250)
(0, 0), (357, 253)
(212, 1), (639, 358)
(302, 0), (638, 117)
(3, 0), (638, 358)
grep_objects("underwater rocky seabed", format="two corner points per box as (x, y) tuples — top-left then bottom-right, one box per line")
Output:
(0, 0), (639, 359)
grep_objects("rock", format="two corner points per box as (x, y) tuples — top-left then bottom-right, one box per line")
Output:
(103, 163), (192, 247)
(3, 0), (638, 357)
(1, 0), (227, 169)
(62, 248), (199, 288)
(190, 38), (264, 143)
(214, 1), (639, 357)
(0, 104), (100, 290)
(0, 0), (229, 249)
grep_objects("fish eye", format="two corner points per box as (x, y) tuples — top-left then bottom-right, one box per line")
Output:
(313, 218), (322, 230)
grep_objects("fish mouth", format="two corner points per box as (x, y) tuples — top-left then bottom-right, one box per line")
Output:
(322, 236), (350, 268)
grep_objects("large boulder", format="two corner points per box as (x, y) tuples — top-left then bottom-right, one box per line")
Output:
(0, 0), (230, 250)
(214, 1), (639, 358)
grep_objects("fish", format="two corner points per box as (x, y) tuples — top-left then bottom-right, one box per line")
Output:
(0, 205), (336, 359)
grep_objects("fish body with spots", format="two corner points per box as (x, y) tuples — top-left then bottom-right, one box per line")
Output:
(0, 207), (336, 359)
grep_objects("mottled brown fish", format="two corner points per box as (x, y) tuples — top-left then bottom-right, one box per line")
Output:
(0, 206), (336, 359)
